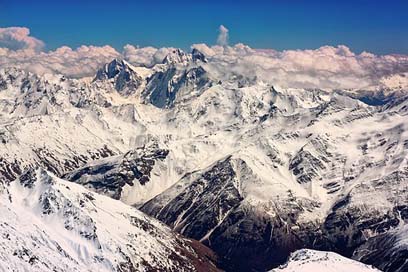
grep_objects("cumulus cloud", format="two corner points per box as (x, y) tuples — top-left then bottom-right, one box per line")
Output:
(0, 27), (44, 51)
(217, 25), (229, 47)
(192, 43), (408, 89)
(0, 27), (178, 77)
(122, 45), (180, 67)
(0, 43), (120, 78)
(123, 45), (157, 67)
(0, 26), (407, 89)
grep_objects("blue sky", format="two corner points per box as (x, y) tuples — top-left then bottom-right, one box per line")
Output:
(0, 0), (407, 54)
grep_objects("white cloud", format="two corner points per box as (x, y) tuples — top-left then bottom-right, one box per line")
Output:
(0, 27), (44, 51)
(217, 25), (229, 47)
(193, 43), (408, 89)
(0, 26), (407, 89)
(122, 45), (179, 67)
(123, 45), (158, 67)
(0, 42), (120, 78)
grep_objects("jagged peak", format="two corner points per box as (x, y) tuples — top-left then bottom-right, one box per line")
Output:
(93, 58), (143, 94)
(96, 58), (119, 78)
(191, 48), (208, 63)
(162, 49), (192, 65)
(94, 58), (137, 80)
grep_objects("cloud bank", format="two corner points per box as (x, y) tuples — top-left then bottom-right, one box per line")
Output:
(192, 43), (408, 89)
(0, 26), (407, 89)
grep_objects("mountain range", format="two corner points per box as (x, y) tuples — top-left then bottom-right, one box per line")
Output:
(0, 48), (407, 271)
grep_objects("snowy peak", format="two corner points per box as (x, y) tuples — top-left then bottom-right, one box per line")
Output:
(162, 48), (207, 65)
(94, 58), (143, 94)
(95, 58), (131, 80)
(192, 48), (208, 63)
(162, 49), (192, 65)
(271, 249), (381, 272)
(143, 64), (215, 108)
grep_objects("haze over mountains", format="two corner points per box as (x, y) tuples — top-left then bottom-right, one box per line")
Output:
(0, 25), (407, 271)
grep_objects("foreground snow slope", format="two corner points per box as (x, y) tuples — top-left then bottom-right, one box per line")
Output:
(271, 249), (380, 272)
(0, 168), (220, 272)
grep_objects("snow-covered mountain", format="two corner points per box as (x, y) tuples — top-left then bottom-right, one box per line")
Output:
(0, 168), (220, 271)
(0, 48), (407, 271)
(270, 249), (380, 272)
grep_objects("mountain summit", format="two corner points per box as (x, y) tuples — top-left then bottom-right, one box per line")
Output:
(95, 58), (143, 94)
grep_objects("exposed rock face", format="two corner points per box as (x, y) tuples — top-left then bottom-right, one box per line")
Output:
(63, 148), (170, 201)
(142, 156), (244, 240)
(353, 225), (408, 272)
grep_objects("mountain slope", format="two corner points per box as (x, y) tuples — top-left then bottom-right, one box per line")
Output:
(62, 146), (178, 205)
(353, 225), (408, 272)
(0, 168), (220, 272)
